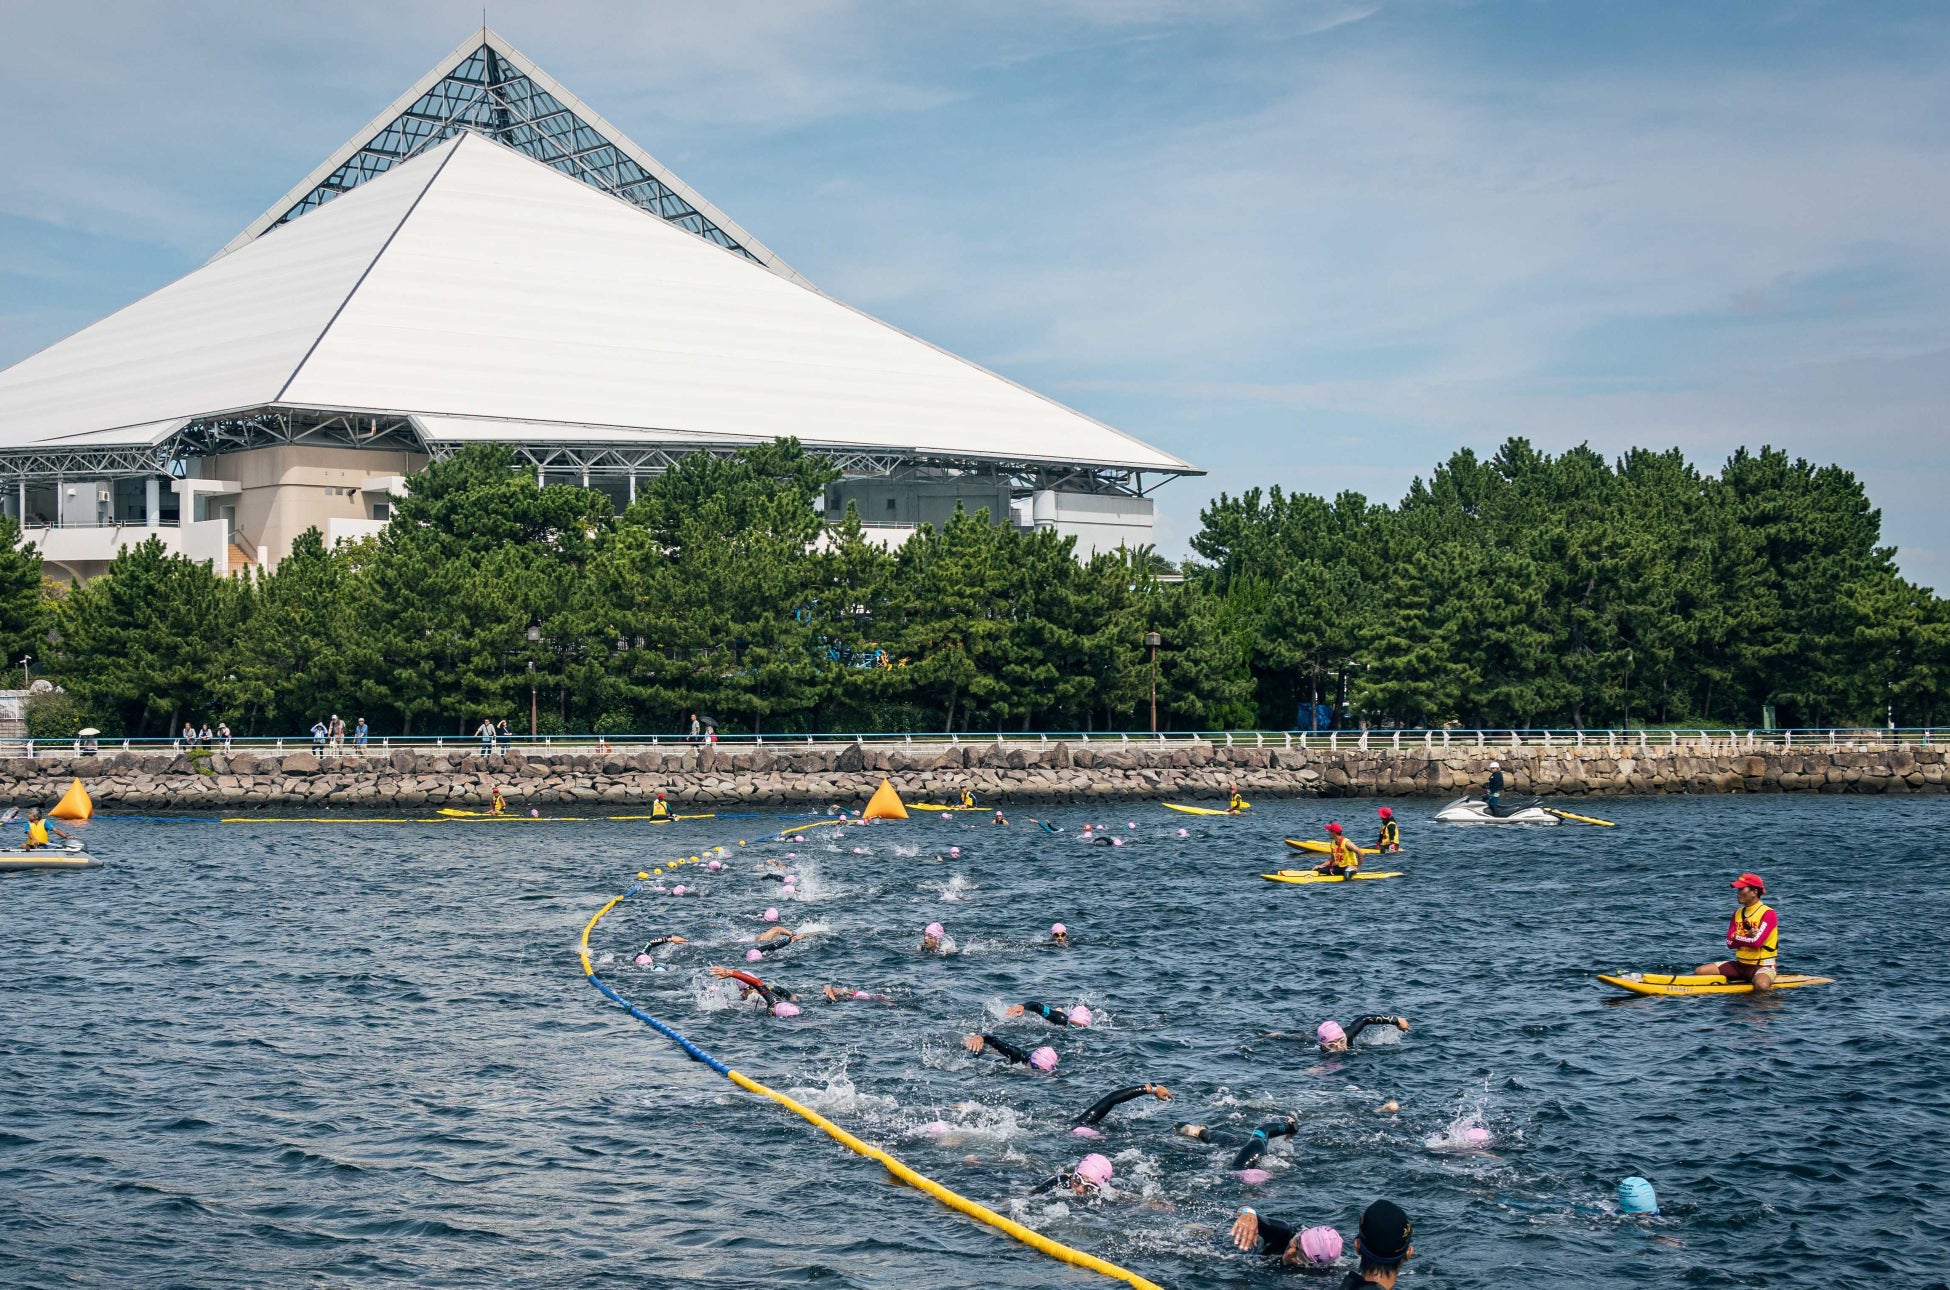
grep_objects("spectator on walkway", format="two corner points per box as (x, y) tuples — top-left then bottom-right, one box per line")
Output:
(476, 717), (496, 755)
(689, 713), (701, 742)
(182, 721), (197, 748)
(310, 719), (328, 755)
(353, 717), (368, 749)
(496, 718), (512, 754)
(329, 714), (345, 754)
(198, 722), (214, 746)
(216, 721), (231, 753)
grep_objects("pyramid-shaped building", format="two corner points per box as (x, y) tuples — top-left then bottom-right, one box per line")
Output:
(0, 29), (1195, 578)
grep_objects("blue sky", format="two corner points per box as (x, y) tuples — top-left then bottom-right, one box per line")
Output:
(4, 1), (1947, 587)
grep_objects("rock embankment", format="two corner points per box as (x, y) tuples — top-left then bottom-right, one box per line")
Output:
(1, 740), (1941, 811)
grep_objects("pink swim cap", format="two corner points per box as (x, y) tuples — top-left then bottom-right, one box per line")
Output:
(529, 808), (539, 817)
(1051, 923), (1066, 936)
(949, 847), (961, 857)
(1029, 1046), (1058, 1072)
(925, 922), (944, 938)
(1110, 837), (1123, 846)
(671, 884), (687, 895)
(1071, 1125), (1102, 1138)
(1176, 828), (1189, 837)
(707, 860), (723, 871)
(1067, 1005), (1094, 1028)
(1237, 1168), (1272, 1185)
(1316, 1020), (1347, 1045)
(1300, 1226), (1343, 1265)
(633, 953), (652, 966)
(852, 990), (871, 1000)
(745, 948), (764, 961)
(772, 1001), (800, 1018)
(1127, 822), (1136, 829)
(763, 907), (778, 922)
(1075, 1153), (1113, 1186)
(920, 1120), (954, 1137)
(1463, 1126), (1492, 1146)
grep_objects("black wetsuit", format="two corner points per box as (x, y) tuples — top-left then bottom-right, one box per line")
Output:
(1183, 1118), (1297, 1168)
(1249, 1214), (1302, 1261)
(974, 1034), (1032, 1065)
(1342, 1015), (1408, 1045)
(1485, 768), (1506, 813)
(1075, 1086), (1154, 1127)
(1020, 1001), (1074, 1027)
(638, 936), (683, 954)
(753, 938), (793, 954)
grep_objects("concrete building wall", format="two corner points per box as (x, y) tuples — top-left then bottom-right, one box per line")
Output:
(188, 445), (424, 566)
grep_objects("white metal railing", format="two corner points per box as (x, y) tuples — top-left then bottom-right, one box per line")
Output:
(14, 726), (1937, 758)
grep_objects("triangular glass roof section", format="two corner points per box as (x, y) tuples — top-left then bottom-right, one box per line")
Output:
(213, 27), (808, 287)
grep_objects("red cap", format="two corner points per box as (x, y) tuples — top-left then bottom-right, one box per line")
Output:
(1731, 873), (1765, 892)
(1326, 822), (1343, 834)
(1378, 807), (1393, 818)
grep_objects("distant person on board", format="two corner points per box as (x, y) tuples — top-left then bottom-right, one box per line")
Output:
(960, 788), (977, 808)
(1227, 786), (1247, 813)
(1373, 807), (1401, 852)
(651, 791), (670, 821)
(1697, 872), (1778, 990)
(1311, 823), (1362, 876)
(488, 786), (507, 816)
(21, 807), (71, 851)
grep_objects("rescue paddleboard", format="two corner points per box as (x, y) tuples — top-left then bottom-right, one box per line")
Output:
(1165, 802), (1247, 816)
(1597, 970), (1834, 997)
(1259, 870), (1403, 884)
(908, 803), (974, 812)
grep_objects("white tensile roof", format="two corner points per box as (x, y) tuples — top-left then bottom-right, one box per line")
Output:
(0, 131), (1192, 475)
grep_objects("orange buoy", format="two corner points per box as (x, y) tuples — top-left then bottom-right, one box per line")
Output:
(861, 778), (908, 821)
(51, 777), (93, 821)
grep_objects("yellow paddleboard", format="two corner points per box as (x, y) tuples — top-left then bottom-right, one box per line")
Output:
(1598, 971), (1834, 997)
(1285, 838), (1384, 856)
(608, 813), (717, 821)
(0, 851), (102, 871)
(908, 803), (973, 812)
(1165, 802), (1246, 816)
(1260, 870), (1403, 884)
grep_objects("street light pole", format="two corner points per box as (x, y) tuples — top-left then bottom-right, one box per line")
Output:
(19, 654), (30, 689)
(1145, 632), (1161, 733)
(526, 622), (542, 739)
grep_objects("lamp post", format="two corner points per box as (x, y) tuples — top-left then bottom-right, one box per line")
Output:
(19, 654), (30, 689)
(526, 621), (542, 739)
(1145, 631), (1162, 733)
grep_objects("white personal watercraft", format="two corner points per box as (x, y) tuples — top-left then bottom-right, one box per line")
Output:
(1433, 795), (1560, 825)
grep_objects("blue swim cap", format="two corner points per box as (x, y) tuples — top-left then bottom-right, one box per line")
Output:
(1618, 1176), (1658, 1214)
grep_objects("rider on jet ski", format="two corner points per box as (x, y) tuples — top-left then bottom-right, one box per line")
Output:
(1485, 761), (1505, 812)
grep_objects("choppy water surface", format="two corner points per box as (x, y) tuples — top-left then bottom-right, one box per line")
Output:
(3, 796), (1947, 1288)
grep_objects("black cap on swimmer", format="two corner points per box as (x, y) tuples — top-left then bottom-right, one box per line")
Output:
(1356, 1199), (1413, 1265)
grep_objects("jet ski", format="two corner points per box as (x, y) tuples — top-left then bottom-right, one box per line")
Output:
(1433, 795), (1560, 825)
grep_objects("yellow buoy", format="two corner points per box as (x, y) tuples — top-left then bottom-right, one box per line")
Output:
(862, 778), (908, 821)
(51, 777), (93, 821)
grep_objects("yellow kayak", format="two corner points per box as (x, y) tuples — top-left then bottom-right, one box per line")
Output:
(608, 813), (717, 822)
(908, 803), (972, 812)
(1598, 971), (1834, 997)
(1285, 838), (1385, 856)
(1260, 870), (1403, 884)
(0, 850), (102, 872)
(1165, 802), (1248, 816)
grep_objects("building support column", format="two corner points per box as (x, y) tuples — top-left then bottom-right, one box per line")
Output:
(145, 478), (159, 528)
(15, 479), (24, 525)
(628, 472), (637, 504)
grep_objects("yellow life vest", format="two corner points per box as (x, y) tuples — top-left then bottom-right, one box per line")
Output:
(961, 791), (975, 808)
(651, 800), (669, 818)
(1733, 901), (1778, 963)
(26, 819), (49, 847)
(1229, 794), (1246, 811)
(1330, 836), (1361, 871)
(1379, 819), (1400, 848)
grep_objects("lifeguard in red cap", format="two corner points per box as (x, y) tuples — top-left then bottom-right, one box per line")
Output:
(1698, 873), (1778, 990)
(1311, 822), (1363, 877)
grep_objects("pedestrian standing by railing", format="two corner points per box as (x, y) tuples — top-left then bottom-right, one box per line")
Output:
(310, 719), (327, 756)
(181, 721), (197, 748)
(328, 713), (345, 755)
(216, 721), (231, 752)
(476, 717), (495, 755)
(496, 718), (512, 754)
(353, 717), (368, 750)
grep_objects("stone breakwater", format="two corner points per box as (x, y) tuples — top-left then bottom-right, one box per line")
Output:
(2, 740), (1943, 811)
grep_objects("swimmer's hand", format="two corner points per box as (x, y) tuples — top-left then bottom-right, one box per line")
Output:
(823, 985), (843, 1002)
(1395, 1017), (1411, 1032)
(962, 1034), (987, 1054)
(1003, 1004), (1026, 1018)
(1146, 1084), (1173, 1101)
(1230, 1208), (1260, 1251)
(708, 966), (736, 979)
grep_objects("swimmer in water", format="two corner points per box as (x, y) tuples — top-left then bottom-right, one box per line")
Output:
(1031, 1152), (1114, 1196)
(1029, 818), (1062, 833)
(1312, 1015), (1410, 1051)
(920, 922), (951, 954)
(1005, 1000), (1093, 1027)
(1049, 922), (1069, 946)
(708, 965), (798, 1011)
(993, 809), (1009, 825)
(1073, 1083), (1173, 1129)
(751, 925), (805, 953)
(1175, 1115), (1298, 1169)
(963, 1033), (1058, 1072)
(637, 935), (687, 956)
(821, 984), (892, 1003)
(1229, 1207), (1352, 1270)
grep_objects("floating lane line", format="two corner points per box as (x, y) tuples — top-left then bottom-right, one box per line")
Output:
(578, 881), (1166, 1290)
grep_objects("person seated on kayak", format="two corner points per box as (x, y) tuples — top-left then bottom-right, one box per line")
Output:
(959, 789), (977, 808)
(1697, 872), (1778, 990)
(708, 965), (800, 1013)
(1175, 1114), (1298, 1169)
(1311, 823), (1362, 876)
(21, 808), (72, 851)
(650, 792), (670, 820)
(962, 1033), (1058, 1071)
(1004, 1000), (1094, 1027)
(1484, 761), (1505, 813)
(1373, 807), (1400, 852)
(1073, 1083), (1173, 1129)
(1227, 786), (1248, 813)
(488, 786), (507, 816)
